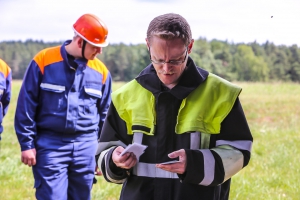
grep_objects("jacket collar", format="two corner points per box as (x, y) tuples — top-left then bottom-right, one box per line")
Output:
(61, 40), (88, 71)
(135, 57), (209, 99)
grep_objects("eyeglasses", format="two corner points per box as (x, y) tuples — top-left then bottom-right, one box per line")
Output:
(149, 47), (188, 66)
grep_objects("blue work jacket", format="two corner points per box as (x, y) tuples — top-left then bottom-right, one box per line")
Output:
(0, 59), (12, 137)
(15, 40), (112, 151)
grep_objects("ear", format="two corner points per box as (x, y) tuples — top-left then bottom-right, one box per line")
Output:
(76, 37), (83, 48)
(145, 38), (150, 51)
(187, 39), (194, 54)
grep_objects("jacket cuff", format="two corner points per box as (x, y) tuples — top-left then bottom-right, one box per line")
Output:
(180, 149), (205, 184)
(107, 148), (128, 177)
(21, 143), (35, 151)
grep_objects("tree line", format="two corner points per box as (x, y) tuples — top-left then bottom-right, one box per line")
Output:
(0, 38), (300, 82)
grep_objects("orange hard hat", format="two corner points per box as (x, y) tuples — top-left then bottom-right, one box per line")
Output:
(73, 13), (109, 47)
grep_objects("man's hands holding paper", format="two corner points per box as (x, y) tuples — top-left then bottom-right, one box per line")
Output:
(112, 146), (137, 169)
(112, 143), (147, 169)
(112, 145), (187, 175)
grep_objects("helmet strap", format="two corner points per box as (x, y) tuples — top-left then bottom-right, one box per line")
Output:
(81, 40), (87, 59)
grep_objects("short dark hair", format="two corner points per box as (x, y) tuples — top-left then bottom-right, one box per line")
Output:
(146, 13), (192, 46)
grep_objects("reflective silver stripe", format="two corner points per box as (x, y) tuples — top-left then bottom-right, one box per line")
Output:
(216, 140), (252, 152)
(200, 133), (211, 149)
(190, 132), (200, 149)
(40, 83), (65, 91)
(133, 132), (143, 144)
(103, 147), (126, 184)
(85, 87), (102, 97)
(133, 162), (178, 179)
(96, 141), (126, 155)
(212, 147), (243, 182)
(98, 146), (114, 171)
(199, 149), (215, 186)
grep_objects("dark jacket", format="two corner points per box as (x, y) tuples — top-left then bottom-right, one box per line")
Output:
(97, 57), (253, 200)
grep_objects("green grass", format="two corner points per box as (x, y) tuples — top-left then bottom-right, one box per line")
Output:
(230, 82), (300, 200)
(0, 81), (299, 199)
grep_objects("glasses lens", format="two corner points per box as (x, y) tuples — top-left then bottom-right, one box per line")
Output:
(169, 60), (182, 65)
(149, 48), (187, 66)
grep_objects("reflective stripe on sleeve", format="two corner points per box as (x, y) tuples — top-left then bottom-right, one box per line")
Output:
(211, 146), (244, 182)
(132, 162), (179, 179)
(98, 146), (114, 172)
(101, 146), (126, 184)
(216, 140), (252, 152)
(199, 149), (215, 186)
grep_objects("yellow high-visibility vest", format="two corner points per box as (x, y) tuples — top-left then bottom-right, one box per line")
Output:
(112, 73), (241, 135)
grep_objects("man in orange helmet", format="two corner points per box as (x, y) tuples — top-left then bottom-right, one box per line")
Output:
(14, 14), (112, 200)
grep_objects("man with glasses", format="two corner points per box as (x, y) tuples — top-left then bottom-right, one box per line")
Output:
(97, 13), (253, 200)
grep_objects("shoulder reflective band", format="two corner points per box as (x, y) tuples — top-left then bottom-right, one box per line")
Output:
(133, 132), (143, 144)
(190, 132), (200, 149)
(201, 133), (211, 149)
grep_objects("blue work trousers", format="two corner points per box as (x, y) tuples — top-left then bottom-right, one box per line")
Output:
(32, 133), (98, 200)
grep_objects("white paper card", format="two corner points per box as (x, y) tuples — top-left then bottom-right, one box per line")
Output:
(159, 160), (180, 165)
(120, 143), (148, 160)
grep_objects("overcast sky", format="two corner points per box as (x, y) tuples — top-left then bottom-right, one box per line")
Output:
(0, 0), (299, 46)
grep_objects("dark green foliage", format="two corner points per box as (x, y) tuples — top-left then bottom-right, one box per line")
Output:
(0, 39), (299, 82)
(0, 40), (61, 79)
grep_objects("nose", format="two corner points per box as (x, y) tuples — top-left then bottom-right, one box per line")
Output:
(162, 62), (172, 71)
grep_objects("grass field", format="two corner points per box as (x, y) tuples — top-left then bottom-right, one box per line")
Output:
(0, 80), (299, 200)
